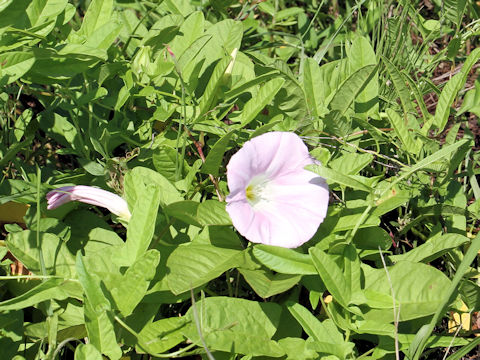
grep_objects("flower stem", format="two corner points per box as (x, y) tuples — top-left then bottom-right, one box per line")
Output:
(185, 128), (224, 201)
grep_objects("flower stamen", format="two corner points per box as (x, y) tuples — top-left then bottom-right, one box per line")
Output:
(245, 185), (255, 201)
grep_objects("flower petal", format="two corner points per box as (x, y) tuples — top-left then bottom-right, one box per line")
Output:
(271, 169), (329, 220)
(266, 170), (329, 246)
(226, 132), (313, 195)
(46, 186), (131, 220)
(226, 200), (256, 238)
(237, 173), (328, 248)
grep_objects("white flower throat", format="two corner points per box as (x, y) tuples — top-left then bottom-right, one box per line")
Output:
(245, 175), (275, 210)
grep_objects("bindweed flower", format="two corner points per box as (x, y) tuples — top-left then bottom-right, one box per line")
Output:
(46, 186), (131, 221)
(226, 132), (329, 248)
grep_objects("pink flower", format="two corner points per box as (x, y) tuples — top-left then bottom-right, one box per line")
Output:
(226, 132), (329, 248)
(46, 186), (131, 221)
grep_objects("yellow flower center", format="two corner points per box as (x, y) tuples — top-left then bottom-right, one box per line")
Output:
(245, 185), (256, 201)
(244, 175), (273, 210)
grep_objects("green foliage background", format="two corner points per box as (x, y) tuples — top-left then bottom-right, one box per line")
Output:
(1, 0), (480, 359)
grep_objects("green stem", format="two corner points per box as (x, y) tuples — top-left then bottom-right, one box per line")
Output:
(0, 275), (78, 281)
(36, 167), (48, 283)
(357, 347), (375, 359)
(346, 204), (373, 243)
(168, 48), (188, 181)
(37, 167), (56, 358)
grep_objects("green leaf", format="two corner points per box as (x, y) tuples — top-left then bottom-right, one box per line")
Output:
(250, 116), (283, 138)
(237, 78), (285, 127)
(136, 317), (187, 354)
(76, 86), (108, 106)
(363, 261), (451, 322)
(183, 297), (284, 357)
(253, 245), (317, 275)
(77, 0), (112, 38)
(396, 139), (470, 185)
(329, 152), (373, 176)
(0, 2), (37, 39)
(343, 244), (361, 294)
(74, 343), (103, 360)
(348, 36), (379, 116)
(353, 319), (396, 336)
(458, 79), (480, 117)
(403, 71), (430, 124)
(258, 2), (275, 16)
(83, 299), (121, 360)
(309, 248), (350, 309)
(224, 70), (280, 101)
(26, 0), (68, 27)
(0, 135), (34, 170)
(166, 243), (242, 294)
(160, 0), (194, 17)
(122, 184), (160, 264)
(270, 60), (308, 120)
(382, 56), (416, 116)
(164, 200), (202, 227)
(111, 250), (160, 317)
(386, 108), (420, 154)
(445, 337), (480, 360)
(141, 15), (182, 49)
(443, 0), (467, 28)
(83, 21), (123, 51)
(124, 167), (183, 208)
(176, 158), (202, 193)
(201, 131), (234, 176)
(316, 201), (380, 233)
(328, 64), (377, 115)
(306, 164), (372, 193)
(276, 7), (303, 20)
(170, 11), (205, 58)
(76, 254), (110, 311)
(287, 303), (354, 359)
(0, 51), (35, 85)
(0, 311), (23, 360)
(434, 48), (480, 132)
(278, 338), (318, 360)
(38, 112), (83, 152)
(204, 19), (243, 60)
(302, 57), (324, 117)
(0, 246), (7, 259)
(0, 180), (41, 205)
(375, 333), (468, 358)
(152, 145), (185, 182)
(390, 233), (469, 263)
(353, 227), (392, 252)
(27, 47), (104, 81)
(197, 55), (232, 118)
(6, 230), (75, 277)
(0, 279), (78, 311)
(64, 210), (124, 255)
(177, 33), (212, 71)
(196, 200), (232, 226)
(239, 268), (301, 298)
(194, 225), (243, 250)
(76, 254), (121, 360)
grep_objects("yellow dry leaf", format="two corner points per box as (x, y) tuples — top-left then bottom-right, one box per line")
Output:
(448, 301), (471, 333)
(0, 202), (29, 224)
